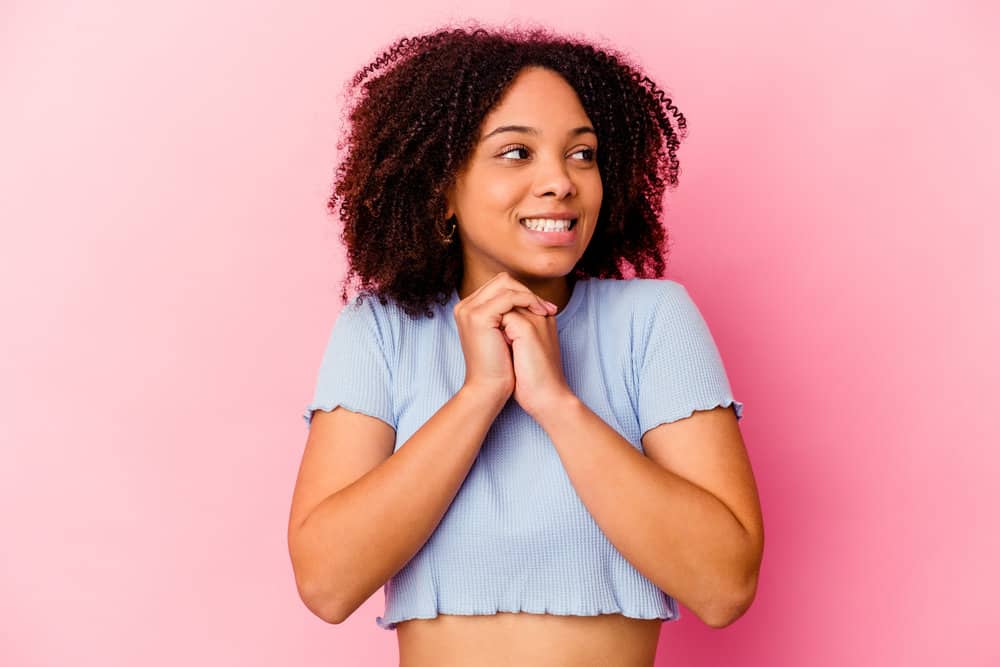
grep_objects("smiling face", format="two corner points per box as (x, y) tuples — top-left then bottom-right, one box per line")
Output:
(446, 66), (603, 301)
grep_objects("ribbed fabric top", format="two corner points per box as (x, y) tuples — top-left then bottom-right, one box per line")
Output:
(302, 277), (744, 630)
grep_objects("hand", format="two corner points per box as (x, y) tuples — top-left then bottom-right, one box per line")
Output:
(499, 304), (574, 419)
(453, 272), (558, 402)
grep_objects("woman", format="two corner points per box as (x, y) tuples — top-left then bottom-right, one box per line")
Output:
(288, 24), (764, 666)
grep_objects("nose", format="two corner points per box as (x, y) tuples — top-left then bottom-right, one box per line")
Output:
(532, 152), (577, 199)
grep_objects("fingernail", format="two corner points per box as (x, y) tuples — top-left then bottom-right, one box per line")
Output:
(544, 300), (558, 312)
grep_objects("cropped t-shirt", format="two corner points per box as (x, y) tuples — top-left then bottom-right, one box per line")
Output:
(302, 277), (744, 630)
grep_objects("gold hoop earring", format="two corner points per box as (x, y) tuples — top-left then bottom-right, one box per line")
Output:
(438, 216), (457, 245)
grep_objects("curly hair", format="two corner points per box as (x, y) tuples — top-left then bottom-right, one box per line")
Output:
(327, 21), (688, 319)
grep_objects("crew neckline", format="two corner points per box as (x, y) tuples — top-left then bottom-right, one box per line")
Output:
(445, 278), (586, 332)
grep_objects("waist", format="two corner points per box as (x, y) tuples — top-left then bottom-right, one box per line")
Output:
(396, 611), (662, 667)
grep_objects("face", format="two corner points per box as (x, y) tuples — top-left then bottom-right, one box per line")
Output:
(446, 66), (602, 295)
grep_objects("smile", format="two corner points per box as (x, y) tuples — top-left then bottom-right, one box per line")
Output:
(518, 218), (579, 246)
(519, 218), (577, 232)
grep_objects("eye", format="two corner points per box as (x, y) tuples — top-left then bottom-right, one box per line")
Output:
(497, 144), (530, 160)
(496, 145), (598, 162)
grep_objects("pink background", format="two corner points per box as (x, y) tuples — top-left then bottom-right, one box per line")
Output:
(2, 1), (996, 665)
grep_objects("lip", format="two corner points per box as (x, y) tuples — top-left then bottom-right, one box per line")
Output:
(519, 211), (577, 220)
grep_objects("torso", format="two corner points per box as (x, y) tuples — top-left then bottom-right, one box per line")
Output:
(386, 280), (675, 666)
(396, 611), (662, 667)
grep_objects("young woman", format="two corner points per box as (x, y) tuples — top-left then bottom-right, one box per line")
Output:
(288, 24), (764, 667)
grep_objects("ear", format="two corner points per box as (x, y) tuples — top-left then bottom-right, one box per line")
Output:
(444, 185), (455, 220)
(444, 175), (465, 220)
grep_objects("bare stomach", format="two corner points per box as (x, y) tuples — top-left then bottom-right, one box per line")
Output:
(396, 611), (662, 667)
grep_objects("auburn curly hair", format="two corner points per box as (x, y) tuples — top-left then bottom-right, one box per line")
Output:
(328, 21), (688, 319)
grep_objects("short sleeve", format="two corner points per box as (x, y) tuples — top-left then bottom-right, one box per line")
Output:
(302, 295), (396, 430)
(636, 281), (744, 436)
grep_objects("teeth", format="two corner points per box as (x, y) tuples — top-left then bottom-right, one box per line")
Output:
(521, 217), (574, 232)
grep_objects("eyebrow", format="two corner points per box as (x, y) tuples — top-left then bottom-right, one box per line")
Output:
(480, 125), (597, 141)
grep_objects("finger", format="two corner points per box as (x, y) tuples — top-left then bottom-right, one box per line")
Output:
(478, 288), (552, 321)
(455, 272), (557, 319)
(499, 308), (530, 340)
(493, 273), (557, 314)
(478, 272), (554, 314)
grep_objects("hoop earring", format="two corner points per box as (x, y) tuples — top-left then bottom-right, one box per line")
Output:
(438, 216), (457, 245)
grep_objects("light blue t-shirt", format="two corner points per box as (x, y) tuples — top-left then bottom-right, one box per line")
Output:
(303, 277), (744, 630)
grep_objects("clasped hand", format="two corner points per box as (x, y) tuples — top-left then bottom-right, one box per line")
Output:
(500, 298), (572, 417)
(453, 271), (575, 419)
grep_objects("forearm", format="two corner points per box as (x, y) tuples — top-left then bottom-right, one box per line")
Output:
(294, 385), (508, 623)
(533, 395), (755, 626)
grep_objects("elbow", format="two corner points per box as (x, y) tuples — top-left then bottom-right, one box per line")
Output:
(298, 581), (348, 624)
(705, 527), (763, 628)
(293, 568), (349, 624)
(289, 535), (349, 624)
(319, 603), (349, 625)
(703, 573), (759, 629)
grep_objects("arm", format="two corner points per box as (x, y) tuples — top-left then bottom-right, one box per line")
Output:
(287, 385), (508, 623)
(532, 395), (763, 628)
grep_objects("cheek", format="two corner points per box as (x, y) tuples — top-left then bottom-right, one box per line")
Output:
(587, 177), (603, 211)
(464, 168), (523, 208)
(588, 171), (603, 198)
(482, 177), (523, 209)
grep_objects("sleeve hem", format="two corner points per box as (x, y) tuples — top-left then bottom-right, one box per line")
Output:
(303, 401), (397, 432)
(639, 398), (744, 437)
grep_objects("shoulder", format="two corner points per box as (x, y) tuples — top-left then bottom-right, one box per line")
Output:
(575, 278), (691, 326)
(333, 292), (385, 332)
(588, 277), (690, 316)
(628, 277), (689, 302)
(623, 279), (715, 346)
(330, 291), (406, 352)
(588, 276), (686, 295)
(337, 290), (461, 351)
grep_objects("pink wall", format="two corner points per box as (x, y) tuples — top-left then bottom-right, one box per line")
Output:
(1, 1), (996, 665)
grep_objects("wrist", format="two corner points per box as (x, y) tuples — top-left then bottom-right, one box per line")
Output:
(458, 382), (512, 413)
(526, 389), (583, 426)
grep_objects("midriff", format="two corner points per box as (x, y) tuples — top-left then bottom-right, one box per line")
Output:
(396, 611), (662, 667)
